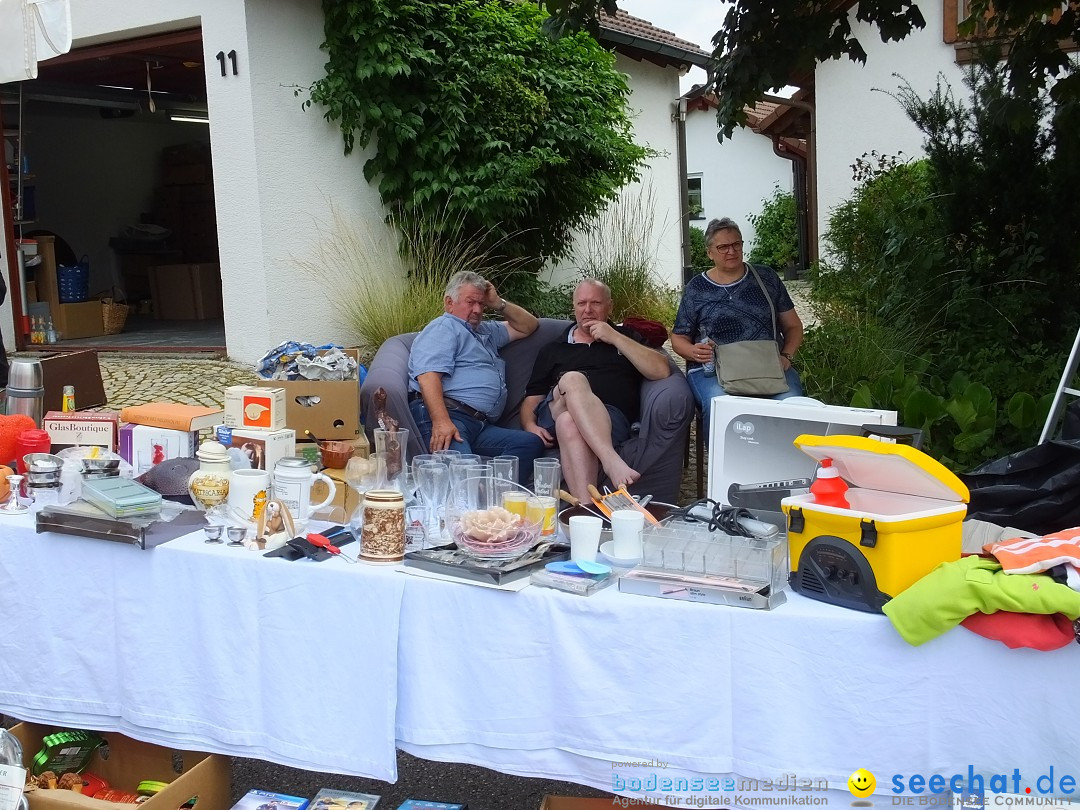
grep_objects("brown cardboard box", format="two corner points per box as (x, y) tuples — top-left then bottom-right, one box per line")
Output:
(257, 349), (363, 441)
(9, 722), (230, 810)
(147, 263), (222, 320)
(310, 466), (360, 524)
(55, 302), (105, 340)
(38, 349), (108, 412)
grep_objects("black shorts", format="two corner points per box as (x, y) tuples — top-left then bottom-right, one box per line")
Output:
(534, 390), (632, 448)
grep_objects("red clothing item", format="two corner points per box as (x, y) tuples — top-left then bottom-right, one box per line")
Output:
(960, 611), (1076, 651)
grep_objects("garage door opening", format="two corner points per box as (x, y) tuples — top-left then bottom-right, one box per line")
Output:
(1, 27), (223, 353)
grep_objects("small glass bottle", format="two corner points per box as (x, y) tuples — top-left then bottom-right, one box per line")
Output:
(62, 385), (76, 412)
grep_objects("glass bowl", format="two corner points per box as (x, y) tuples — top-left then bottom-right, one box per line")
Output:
(445, 477), (542, 560)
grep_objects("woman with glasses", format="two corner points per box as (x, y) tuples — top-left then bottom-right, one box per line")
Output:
(670, 217), (805, 435)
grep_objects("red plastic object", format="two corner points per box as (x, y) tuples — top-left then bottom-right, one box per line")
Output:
(15, 429), (52, 474)
(79, 772), (109, 798)
(809, 458), (850, 509)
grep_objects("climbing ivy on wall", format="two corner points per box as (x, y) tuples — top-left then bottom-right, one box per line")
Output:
(308, 0), (650, 267)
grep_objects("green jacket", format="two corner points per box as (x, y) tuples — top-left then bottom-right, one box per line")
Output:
(883, 555), (1080, 646)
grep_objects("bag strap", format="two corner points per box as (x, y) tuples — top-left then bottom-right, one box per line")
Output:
(744, 263), (778, 342)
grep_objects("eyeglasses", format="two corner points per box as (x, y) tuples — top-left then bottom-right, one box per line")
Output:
(710, 240), (744, 253)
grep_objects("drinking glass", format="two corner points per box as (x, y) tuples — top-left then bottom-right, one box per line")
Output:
(416, 461), (450, 545)
(373, 428), (409, 489)
(411, 454), (438, 482)
(492, 456), (518, 485)
(533, 458), (561, 498)
(448, 459), (477, 506)
(432, 449), (460, 466)
(454, 453), (482, 466)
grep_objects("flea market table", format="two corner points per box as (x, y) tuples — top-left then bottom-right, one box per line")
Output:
(1, 515), (1077, 804)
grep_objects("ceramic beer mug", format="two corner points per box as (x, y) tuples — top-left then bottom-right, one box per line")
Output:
(272, 457), (336, 521)
(228, 468), (271, 522)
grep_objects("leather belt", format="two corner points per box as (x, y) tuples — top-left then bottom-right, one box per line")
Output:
(409, 392), (488, 422)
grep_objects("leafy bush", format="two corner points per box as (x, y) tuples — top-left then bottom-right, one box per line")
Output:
(308, 0), (650, 269)
(747, 185), (798, 271)
(688, 226), (709, 274)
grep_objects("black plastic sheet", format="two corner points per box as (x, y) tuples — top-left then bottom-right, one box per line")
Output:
(961, 439), (1080, 535)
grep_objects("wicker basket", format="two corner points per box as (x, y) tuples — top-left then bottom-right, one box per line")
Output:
(101, 297), (130, 335)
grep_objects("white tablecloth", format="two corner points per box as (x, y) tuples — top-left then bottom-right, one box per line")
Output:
(2, 512), (1079, 804)
(0, 512), (405, 781)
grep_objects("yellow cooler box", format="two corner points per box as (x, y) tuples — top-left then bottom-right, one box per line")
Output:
(781, 434), (968, 613)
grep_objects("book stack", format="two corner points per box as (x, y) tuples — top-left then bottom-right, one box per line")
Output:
(118, 402), (223, 475)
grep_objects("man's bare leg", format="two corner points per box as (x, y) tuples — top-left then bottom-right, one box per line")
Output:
(553, 372), (639, 491)
(552, 410), (599, 504)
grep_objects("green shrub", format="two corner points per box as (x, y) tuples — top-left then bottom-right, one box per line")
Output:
(688, 226), (709, 274)
(747, 185), (798, 271)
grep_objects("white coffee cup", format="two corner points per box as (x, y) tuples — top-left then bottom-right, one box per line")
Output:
(610, 509), (645, 560)
(228, 468), (271, 522)
(569, 515), (603, 563)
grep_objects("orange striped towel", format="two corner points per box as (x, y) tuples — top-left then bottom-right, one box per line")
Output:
(985, 527), (1080, 575)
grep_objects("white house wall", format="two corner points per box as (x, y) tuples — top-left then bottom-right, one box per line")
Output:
(814, 0), (966, 261)
(549, 53), (684, 291)
(684, 108), (794, 256)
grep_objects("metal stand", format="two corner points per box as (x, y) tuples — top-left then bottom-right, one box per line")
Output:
(1039, 326), (1080, 444)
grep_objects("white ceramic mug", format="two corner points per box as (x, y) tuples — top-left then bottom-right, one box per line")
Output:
(610, 509), (645, 560)
(228, 468), (271, 522)
(569, 515), (603, 563)
(272, 457), (336, 521)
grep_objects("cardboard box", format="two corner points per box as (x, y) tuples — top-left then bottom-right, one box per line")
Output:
(38, 349), (108, 412)
(43, 410), (119, 451)
(147, 263), (222, 320)
(707, 397), (897, 529)
(225, 385), (287, 431)
(215, 425), (295, 472)
(54, 301), (105, 340)
(119, 423), (198, 473)
(9, 722), (230, 810)
(310, 466), (360, 524)
(257, 349), (363, 441)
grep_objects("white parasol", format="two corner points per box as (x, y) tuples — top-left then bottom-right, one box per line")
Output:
(0, 0), (72, 84)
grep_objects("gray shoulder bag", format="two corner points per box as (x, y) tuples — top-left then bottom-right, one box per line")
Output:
(712, 264), (790, 396)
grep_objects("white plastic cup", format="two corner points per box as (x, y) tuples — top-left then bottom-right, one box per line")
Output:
(569, 515), (603, 563)
(610, 509), (645, 560)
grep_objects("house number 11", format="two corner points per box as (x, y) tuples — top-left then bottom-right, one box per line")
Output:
(216, 50), (239, 77)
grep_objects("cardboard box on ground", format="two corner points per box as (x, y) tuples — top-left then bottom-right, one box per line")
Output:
(8, 722), (230, 810)
(257, 349), (363, 442)
(147, 264), (222, 320)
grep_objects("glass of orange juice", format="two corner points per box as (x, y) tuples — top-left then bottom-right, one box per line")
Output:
(527, 495), (558, 536)
(502, 490), (528, 517)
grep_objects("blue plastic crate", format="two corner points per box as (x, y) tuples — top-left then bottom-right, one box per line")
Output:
(57, 262), (89, 303)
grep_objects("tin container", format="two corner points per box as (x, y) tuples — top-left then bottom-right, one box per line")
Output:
(360, 489), (405, 563)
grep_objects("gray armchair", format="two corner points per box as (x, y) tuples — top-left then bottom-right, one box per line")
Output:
(359, 318), (694, 504)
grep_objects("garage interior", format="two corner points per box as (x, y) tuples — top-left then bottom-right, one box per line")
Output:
(1, 28), (224, 353)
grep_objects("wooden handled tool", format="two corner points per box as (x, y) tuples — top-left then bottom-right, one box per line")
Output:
(587, 484), (660, 525)
(559, 489), (608, 522)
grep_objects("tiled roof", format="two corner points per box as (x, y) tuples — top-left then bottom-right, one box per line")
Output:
(599, 9), (710, 60)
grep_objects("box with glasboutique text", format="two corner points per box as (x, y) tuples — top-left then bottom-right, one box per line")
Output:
(707, 397), (898, 529)
(224, 385), (287, 431)
(42, 410), (119, 451)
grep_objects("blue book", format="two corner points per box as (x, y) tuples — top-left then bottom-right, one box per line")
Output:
(230, 790), (311, 810)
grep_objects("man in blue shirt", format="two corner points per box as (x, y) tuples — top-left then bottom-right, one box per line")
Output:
(408, 271), (544, 482)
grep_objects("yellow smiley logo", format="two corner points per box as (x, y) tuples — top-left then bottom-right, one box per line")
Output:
(848, 768), (876, 798)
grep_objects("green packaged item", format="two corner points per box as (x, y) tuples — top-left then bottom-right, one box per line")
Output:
(31, 730), (105, 776)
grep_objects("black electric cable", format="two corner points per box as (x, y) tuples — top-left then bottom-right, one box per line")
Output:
(669, 498), (758, 537)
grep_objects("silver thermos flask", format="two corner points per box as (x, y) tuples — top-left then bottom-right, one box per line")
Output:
(5, 358), (44, 427)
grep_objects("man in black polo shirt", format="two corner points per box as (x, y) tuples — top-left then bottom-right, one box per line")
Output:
(521, 279), (671, 503)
